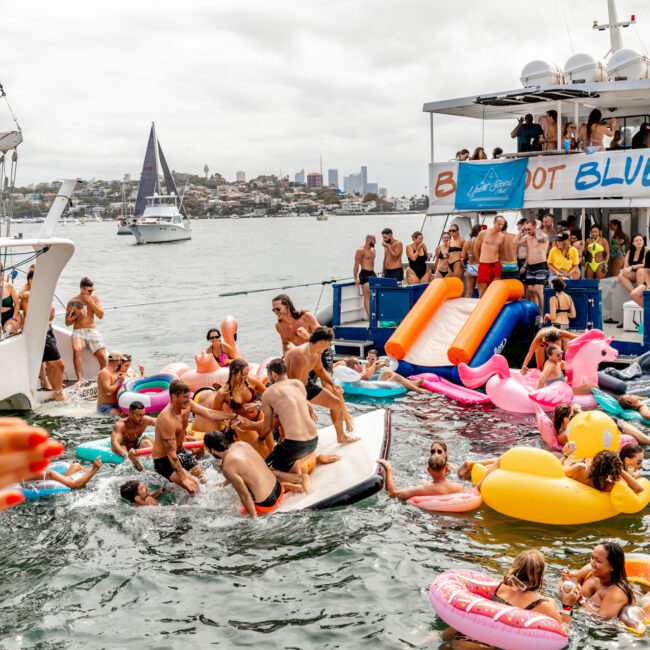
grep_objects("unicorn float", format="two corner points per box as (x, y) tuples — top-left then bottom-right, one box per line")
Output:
(458, 330), (618, 414)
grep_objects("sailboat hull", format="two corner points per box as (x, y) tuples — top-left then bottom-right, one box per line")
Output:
(129, 223), (191, 244)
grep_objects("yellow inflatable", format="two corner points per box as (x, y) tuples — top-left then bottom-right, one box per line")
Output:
(566, 410), (620, 459)
(471, 447), (650, 525)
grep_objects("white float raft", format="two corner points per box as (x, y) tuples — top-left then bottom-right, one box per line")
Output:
(276, 408), (391, 512)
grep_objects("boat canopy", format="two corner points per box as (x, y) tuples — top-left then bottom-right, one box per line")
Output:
(422, 79), (650, 121)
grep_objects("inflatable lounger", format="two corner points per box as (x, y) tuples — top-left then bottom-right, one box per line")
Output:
(276, 409), (391, 512)
(592, 388), (650, 426)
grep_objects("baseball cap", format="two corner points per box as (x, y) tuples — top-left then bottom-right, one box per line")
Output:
(556, 232), (569, 241)
(108, 351), (123, 361)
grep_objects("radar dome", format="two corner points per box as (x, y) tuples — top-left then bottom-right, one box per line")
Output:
(607, 48), (650, 81)
(564, 53), (608, 84)
(520, 60), (563, 87)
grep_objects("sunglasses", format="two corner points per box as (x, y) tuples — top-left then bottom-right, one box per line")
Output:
(271, 307), (282, 314)
(449, 228), (458, 232)
(430, 447), (445, 454)
(209, 335), (221, 340)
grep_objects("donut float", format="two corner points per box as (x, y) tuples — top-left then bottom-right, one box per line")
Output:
(117, 373), (175, 414)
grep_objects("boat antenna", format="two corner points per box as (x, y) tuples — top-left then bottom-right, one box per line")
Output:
(152, 121), (162, 195)
(593, 0), (636, 56)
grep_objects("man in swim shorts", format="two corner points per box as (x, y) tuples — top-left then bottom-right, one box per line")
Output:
(65, 277), (107, 385)
(111, 401), (155, 471)
(353, 234), (377, 317)
(499, 218), (520, 280)
(96, 351), (125, 415)
(285, 327), (358, 443)
(204, 429), (308, 517)
(520, 219), (549, 318)
(474, 215), (506, 296)
(381, 228), (404, 282)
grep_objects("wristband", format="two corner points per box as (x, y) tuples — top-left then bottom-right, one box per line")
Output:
(561, 605), (573, 616)
(577, 596), (586, 607)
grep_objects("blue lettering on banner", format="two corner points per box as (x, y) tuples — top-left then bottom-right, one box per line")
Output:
(601, 158), (623, 186)
(575, 161), (600, 190)
(643, 158), (650, 187)
(624, 156), (643, 184)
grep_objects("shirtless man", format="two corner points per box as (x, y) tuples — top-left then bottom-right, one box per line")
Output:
(65, 277), (107, 384)
(499, 218), (520, 280)
(474, 215), (506, 297)
(152, 379), (229, 493)
(285, 327), (357, 442)
(96, 352), (125, 415)
(204, 429), (307, 517)
(260, 358), (339, 491)
(353, 235), (377, 317)
(520, 219), (549, 315)
(381, 228), (404, 283)
(120, 480), (165, 507)
(111, 401), (155, 471)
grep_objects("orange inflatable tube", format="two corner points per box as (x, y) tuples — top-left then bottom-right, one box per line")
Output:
(221, 315), (242, 358)
(385, 277), (464, 360)
(447, 279), (524, 366)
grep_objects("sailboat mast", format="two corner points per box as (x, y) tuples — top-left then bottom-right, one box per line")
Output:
(152, 122), (162, 195)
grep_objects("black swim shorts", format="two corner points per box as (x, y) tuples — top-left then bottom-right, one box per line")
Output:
(358, 269), (377, 285)
(383, 267), (404, 282)
(266, 436), (319, 472)
(42, 327), (61, 363)
(153, 448), (198, 480)
(305, 378), (322, 401)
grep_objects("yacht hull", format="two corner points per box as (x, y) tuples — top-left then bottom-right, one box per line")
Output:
(129, 223), (191, 244)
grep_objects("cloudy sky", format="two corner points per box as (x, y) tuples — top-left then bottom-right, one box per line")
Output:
(2, 0), (648, 195)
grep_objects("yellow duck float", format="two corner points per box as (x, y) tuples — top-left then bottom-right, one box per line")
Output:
(471, 411), (650, 525)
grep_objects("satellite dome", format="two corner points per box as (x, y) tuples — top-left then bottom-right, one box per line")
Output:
(564, 53), (608, 84)
(607, 48), (650, 81)
(520, 60), (563, 87)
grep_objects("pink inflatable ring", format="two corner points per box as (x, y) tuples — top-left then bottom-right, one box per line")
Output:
(407, 490), (482, 513)
(429, 570), (568, 650)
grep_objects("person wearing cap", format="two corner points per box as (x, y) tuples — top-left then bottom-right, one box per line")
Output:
(96, 351), (126, 415)
(547, 231), (580, 282)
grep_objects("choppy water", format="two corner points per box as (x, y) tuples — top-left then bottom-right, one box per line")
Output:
(1, 218), (648, 649)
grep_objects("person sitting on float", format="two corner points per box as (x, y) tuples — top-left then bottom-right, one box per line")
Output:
(543, 278), (576, 331)
(521, 328), (578, 373)
(618, 233), (647, 295)
(205, 327), (236, 367)
(120, 353), (144, 378)
(333, 353), (425, 393)
(377, 452), (464, 501)
(563, 541), (650, 621)
(562, 450), (644, 494)
(536, 344), (566, 389)
(547, 232), (580, 281)
(620, 444), (644, 479)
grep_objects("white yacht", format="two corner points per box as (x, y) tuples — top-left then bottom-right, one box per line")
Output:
(128, 122), (191, 245)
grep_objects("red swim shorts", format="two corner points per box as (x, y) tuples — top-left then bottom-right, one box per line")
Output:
(477, 261), (502, 285)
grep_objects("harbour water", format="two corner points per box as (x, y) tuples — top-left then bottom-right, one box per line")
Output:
(0, 217), (647, 649)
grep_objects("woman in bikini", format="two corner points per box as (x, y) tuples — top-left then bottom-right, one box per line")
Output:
(405, 231), (431, 284)
(584, 225), (609, 280)
(463, 224), (483, 297)
(433, 231), (451, 279)
(618, 233), (647, 293)
(447, 224), (465, 280)
(536, 344), (565, 389)
(544, 278), (576, 330)
(562, 121), (577, 150)
(0, 262), (20, 337)
(578, 109), (616, 152)
(204, 327), (236, 367)
(213, 359), (272, 458)
(608, 219), (629, 278)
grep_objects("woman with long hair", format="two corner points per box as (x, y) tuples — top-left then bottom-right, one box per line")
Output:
(462, 224), (483, 297)
(584, 224), (610, 280)
(618, 233), (647, 293)
(405, 231), (431, 284)
(578, 109), (616, 152)
(433, 232), (451, 279)
(608, 219), (629, 277)
(544, 278), (576, 330)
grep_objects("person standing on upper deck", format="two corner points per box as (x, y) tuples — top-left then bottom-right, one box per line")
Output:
(541, 110), (558, 151)
(520, 219), (549, 319)
(353, 235), (377, 317)
(474, 216), (506, 297)
(511, 114), (543, 153)
(381, 228), (404, 284)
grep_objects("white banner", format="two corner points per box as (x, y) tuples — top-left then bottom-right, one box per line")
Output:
(428, 149), (650, 213)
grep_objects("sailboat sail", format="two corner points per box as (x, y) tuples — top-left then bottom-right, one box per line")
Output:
(134, 125), (158, 217)
(158, 144), (188, 219)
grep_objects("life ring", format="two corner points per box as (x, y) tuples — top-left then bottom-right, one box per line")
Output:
(429, 569), (568, 650)
(117, 373), (175, 414)
(407, 489), (482, 513)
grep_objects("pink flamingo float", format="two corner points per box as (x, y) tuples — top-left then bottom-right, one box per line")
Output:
(458, 330), (618, 414)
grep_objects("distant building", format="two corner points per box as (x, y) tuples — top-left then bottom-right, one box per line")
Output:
(123, 174), (131, 183)
(343, 172), (364, 194)
(361, 166), (368, 192)
(307, 172), (322, 188)
(236, 171), (246, 182)
(294, 169), (305, 184)
(365, 182), (379, 194)
(379, 187), (387, 197)
(327, 168), (339, 187)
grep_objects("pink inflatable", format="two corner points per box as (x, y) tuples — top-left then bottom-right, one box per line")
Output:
(180, 352), (229, 391)
(409, 373), (490, 405)
(256, 357), (275, 385)
(221, 315), (242, 358)
(429, 570), (568, 650)
(160, 362), (190, 378)
(407, 490), (482, 513)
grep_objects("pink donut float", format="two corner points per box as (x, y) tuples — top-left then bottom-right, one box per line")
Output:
(429, 570), (568, 650)
(407, 490), (482, 513)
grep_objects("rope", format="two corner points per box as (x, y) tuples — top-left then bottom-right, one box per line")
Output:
(314, 282), (326, 314)
(102, 277), (351, 311)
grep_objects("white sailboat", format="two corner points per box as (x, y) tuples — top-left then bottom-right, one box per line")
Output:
(128, 123), (191, 244)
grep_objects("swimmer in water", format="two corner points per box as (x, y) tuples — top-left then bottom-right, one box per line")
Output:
(536, 344), (565, 389)
(619, 444), (644, 478)
(24, 458), (102, 490)
(563, 450), (644, 493)
(120, 480), (165, 506)
(111, 401), (155, 472)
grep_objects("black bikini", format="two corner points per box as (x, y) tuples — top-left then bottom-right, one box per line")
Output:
(492, 582), (545, 610)
(448, 246), (463, 271)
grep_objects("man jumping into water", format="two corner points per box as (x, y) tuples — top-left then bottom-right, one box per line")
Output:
(353, 234), (377, 317)
(285, 327), (358, 443)
(111, 401), (155, 471)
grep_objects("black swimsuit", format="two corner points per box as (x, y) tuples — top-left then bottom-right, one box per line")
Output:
(408, 253), (428, 280)
(448, 246), (463, 271)
(492, 582), (545, 610)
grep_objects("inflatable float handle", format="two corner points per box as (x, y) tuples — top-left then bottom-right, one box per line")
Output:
(134, 440), (204, 456)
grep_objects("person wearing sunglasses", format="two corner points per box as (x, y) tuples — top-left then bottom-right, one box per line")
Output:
(447, 225), (465, 280)
(65, 276), (107, 386)
(205, 328), (236, 367)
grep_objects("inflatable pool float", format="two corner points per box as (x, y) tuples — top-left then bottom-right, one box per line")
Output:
(332, 366), (406, 399)
(76, 433), (154, 464)
(592, 388), (650, 426)
(159, 362), (190, 378)
(19, 463), (83, 501)
(407, 490), (482, 513)
(471, 446), (650, 525)
(181, 352), (229, 391)
(626, 553), (650, 588)
(410, 372), (489, 405)
(429, 569), (568, 650)
(117, 373), (174, 414)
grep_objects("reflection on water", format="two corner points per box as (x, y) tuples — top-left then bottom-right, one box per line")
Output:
(0, 220), (648, 648)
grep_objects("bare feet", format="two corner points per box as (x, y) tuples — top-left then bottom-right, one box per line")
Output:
(300, 471), (312, 494)
(74, 378), (85, 390)
(53, 390), (65, 402)
(282, 482), (304, 494)
(128, 449), (144, 472)
(316, 453), (340, 465)
(344, 415), (355, 433)
(337, 434), (360, 444)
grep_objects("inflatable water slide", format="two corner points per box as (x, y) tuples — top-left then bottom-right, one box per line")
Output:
(385, 278), (537, 383)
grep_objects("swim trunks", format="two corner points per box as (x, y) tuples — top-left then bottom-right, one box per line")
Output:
(358, 269), (377, 285)
(525, 262), (549, 285)
(477, 261), (502, 285)
(153, 448), (198, 480)
(500, 262), (519, 279)
(383, 267), (404, 282)
(266, 436), (319, 472)
(72, 327), (105, 354)
(466, 263), (479, 278)
(305, 377), (323, 401)
(42, 327), (61, 362)
(97, 403), (118, 415)
(241, 480), (285, 516)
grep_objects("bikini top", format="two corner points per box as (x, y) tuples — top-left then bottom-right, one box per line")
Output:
(437, 247), (450, 260)
(631, 247), (645, 266)
(1, 293), (13, 310)
(229, 380), (258, 411)
(448, 246), (463, 253)
(552, 295), (572, 314)
(587, 239), (605, 259)
(492, 583), (546, 610)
